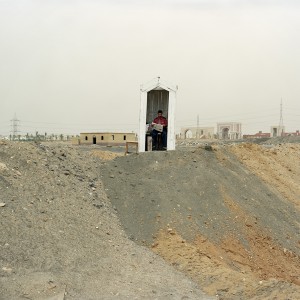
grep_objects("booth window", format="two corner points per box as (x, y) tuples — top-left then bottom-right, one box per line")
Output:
(101, 136), (104, 140)
(85, 136), (88, 141)
(112, 135), (115, 140)
(123, 135), (126, 141)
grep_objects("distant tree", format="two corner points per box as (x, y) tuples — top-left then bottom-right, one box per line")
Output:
(35, 131), (42, 141)
(59, 134), (64, 141)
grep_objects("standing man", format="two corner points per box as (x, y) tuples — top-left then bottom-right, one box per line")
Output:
(151, 110), (168, 150)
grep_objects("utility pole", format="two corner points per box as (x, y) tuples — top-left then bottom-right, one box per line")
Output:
(10, 114), (20, 140)
(278, 99), (284, 137)
(196, 114), (199, 139)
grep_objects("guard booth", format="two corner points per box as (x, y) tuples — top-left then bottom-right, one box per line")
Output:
(138, 77), (178, 152)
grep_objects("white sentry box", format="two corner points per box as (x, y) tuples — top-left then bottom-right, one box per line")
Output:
(138, 77), (178, 152)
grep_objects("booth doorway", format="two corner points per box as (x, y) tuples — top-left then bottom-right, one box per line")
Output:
(146, 90), (169, 151)
(146, 90), (169, 124)
(93, 136), (97, 144)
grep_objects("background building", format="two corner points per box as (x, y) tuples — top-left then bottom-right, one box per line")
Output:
(243, 131), (271, 139)
(79, 132), (136, 146)
(270, 125), (285, 137)
(180, 127), (215, 139)
(217, 122), (242, 140)
(283, 130), (300, 136)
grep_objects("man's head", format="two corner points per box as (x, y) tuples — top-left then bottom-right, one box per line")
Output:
(157, 110), (163, 116)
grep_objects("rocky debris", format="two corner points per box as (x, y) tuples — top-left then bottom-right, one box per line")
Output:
(0, 162), (9, 171)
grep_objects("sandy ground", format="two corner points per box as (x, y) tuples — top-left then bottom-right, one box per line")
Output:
(1, 139), (300, 299)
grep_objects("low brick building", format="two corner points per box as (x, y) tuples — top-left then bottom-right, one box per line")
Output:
(79, 132), (137, 146)
(243, 131), (271, 139)
(283, 130), (300, 137)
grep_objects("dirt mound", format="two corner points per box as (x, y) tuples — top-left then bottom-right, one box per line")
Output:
(1, 141), (300, 299)
(228, 142), (300, 210)
(90, 149), (123, 160)
(0, 142), (211, 300)
(100, 144), (300, 299)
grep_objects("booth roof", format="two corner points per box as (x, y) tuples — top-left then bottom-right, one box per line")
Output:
(140, 77), (178, 93)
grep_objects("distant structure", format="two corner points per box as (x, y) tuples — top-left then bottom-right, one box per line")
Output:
(269, 99), (285, 137)
(283, 130), (300, 136)
(217, 122), (242, 140)
(243, 128), (300, 139)
(278, 99), (284, 136)
(243, 131), (271, 139)
(10, 114), (20, 140)
(180, 127), (214, 139)
(270, 125), (285, 137)
(139, 77), (177, 152)
(78, 132), (136, 146)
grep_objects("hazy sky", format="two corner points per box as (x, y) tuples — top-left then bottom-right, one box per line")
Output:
(1, 0), (300, 136)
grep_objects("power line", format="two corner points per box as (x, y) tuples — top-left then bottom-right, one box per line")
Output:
(10, 114), (20, 140)
(278, 99), (284, 136)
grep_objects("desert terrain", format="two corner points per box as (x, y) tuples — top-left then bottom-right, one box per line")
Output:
(1, 138), (300, 299)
